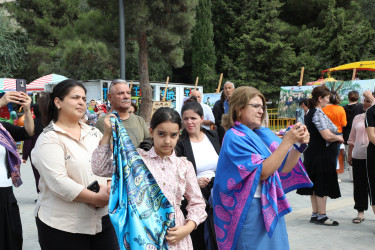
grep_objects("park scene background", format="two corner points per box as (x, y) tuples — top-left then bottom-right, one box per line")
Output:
(3, 0), (375, 121)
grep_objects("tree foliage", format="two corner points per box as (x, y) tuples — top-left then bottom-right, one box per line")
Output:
(4, 0), (375, 104)
(191, 0), (217, 92)
(0, 9), (28, 78)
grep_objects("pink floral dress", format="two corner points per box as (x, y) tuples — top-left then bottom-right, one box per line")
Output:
(92, 145), (207, 250)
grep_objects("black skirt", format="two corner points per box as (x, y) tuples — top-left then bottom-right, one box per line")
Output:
(297, 141), (341, 199)
(0, 186), (23, 250)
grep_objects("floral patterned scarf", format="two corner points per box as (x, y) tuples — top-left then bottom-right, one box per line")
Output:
(108, 112), (175, 249)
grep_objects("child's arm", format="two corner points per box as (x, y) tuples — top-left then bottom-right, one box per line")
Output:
(166, 220), (196, 245)
(166, 160), (207, 246)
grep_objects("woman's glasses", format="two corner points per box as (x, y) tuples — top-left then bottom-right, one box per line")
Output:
(248, 103), (266, 112)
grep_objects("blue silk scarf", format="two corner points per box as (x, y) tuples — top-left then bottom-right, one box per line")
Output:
(213, 122), (312, 250)
(108, 113), (176, 250)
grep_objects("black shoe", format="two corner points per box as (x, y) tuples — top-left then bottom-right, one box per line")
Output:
(315, 216), (339, 226)
(310, 216), (318, 223)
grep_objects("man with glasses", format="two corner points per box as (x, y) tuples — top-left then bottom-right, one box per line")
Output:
(96, 79), (149, 148)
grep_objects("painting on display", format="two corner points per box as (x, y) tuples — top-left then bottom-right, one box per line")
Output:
(278, 79), (375, 118)
(160, 87), (177, 110)
(202, 93), (221, 109)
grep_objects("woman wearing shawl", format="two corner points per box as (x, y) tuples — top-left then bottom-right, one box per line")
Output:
(213, 86), (311, 250)
(0, 91), (34, 250)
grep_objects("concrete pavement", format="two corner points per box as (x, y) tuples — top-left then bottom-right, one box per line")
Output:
(14, 161), (375, 249)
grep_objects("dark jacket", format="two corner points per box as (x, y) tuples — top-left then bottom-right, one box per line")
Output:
(343, 103), (364, 144)
(212, 100), (225, 144)
(175, 128), (220, 250)
(175, 129), (221, 174)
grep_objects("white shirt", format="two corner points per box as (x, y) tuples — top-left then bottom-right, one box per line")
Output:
(191, 134), (218, 179)
(201, 103), (215, 130)
(32, 121), (110, 235)
(0, 146), (12, 187)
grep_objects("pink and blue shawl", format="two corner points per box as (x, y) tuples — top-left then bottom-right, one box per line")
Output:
(108, 113), (175, 249)
(212, 123), (312, 250)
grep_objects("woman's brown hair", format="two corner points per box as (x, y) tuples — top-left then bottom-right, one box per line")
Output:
(222, 86), (266, 130)
(308, 85), (331, 109)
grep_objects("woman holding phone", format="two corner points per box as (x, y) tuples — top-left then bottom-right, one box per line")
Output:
(31, 80), (118, 250)
(0, 91), (34, 250)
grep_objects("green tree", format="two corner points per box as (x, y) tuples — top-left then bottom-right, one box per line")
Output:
(88, 0), (198, 121)
(6, 0), (93, 81)
(217, 0), (298, 98)
(191, 0), (216, 92)
(0, 9), (28, 78)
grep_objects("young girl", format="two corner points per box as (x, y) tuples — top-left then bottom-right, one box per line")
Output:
(92, 107), (207, 249)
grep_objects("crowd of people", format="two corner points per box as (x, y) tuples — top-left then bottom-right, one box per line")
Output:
(1, 78), (375, 250)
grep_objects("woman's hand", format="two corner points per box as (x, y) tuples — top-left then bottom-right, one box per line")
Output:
(0, 91), (30, 108)
(347, 154), (352, 166)
(166, 221), (196, 246)
(100, 114), (116, 146)
(197, 177), (210, 188)
(92, 184), (110, 208)
(103, 114), (116, 136)
(283, 122), (306, 145)
(20, 92), (32, 111)
(297, 125), (310, 144)
(336, 134), (344, 144)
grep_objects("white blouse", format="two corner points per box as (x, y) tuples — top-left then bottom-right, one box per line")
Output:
(191, 134), (218, 179)
(0, 145), (12, 187)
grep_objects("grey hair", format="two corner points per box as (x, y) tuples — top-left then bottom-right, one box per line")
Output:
(224, 81), (235, 88)
(109, 79), (127, 93)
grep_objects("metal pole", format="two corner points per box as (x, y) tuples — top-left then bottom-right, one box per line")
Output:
(119, 0), (126, 79)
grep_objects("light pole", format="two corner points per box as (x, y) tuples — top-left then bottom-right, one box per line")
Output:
(119, 0), (125, 79)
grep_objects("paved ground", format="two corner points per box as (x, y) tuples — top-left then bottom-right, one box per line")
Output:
(14, 161), (375, 249)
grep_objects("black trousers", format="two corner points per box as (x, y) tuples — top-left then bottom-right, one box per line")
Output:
(0, 187), (23, 250)
(352, 159), (369, 212)
(36, 215), (119, 250)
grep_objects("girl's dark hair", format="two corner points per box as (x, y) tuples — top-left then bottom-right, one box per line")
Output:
(298, 98), (308, 107)
(150, 107), (181, 130)
(130, 102), (138, 112)
(308, 85), (331, 109)
(329, 91), (341, 105)
(220, 91), (226, 105)
(38, 79), (86, 126)
(184, 96), (197, 104)
(181, 101), (204, 118)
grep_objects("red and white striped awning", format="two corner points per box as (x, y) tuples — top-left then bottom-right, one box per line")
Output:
(0, 78), (17, 92)
(28, 74), (68, 91)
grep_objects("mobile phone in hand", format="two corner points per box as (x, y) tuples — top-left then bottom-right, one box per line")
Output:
(87, 180), (100, 193)
(16, 79), (27, 93)
(296, 108), (304, 125)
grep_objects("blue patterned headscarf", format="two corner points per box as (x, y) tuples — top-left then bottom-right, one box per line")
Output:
(108, 112), (175, 250)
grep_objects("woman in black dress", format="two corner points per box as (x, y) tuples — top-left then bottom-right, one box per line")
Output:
(297, 85), (344, 226)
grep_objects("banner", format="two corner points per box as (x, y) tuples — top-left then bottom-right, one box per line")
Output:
(278, 79), (375, 118)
